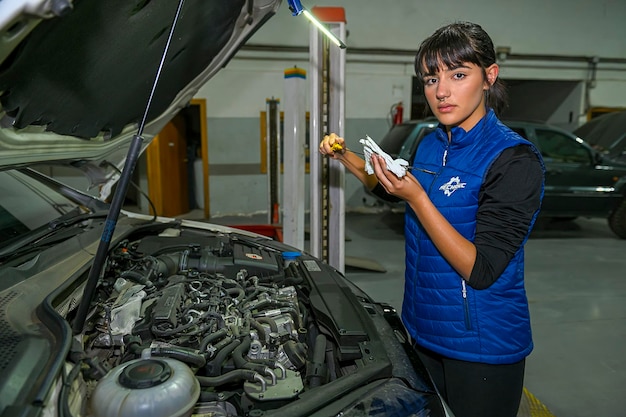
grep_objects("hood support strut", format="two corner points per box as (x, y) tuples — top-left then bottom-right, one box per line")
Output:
(72, 0), (187, 334)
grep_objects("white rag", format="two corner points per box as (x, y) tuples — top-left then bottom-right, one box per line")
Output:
(359, 135), (410, 178)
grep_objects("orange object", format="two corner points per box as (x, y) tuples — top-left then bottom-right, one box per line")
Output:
(272, 203), (280, 224)
(392, 102), (403, 125)
(311, 6), (346, 23)
(230, 225), (283, 242)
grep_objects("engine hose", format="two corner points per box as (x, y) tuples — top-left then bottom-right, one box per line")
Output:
(151, 320), (196, 337)
(256, 317), (278, 333)
(249, 358), (286, 379)
(199, 391), (220, 402)
(251, 300), (270, 311)
(227, 287), (245, 302)
(150, 346), (206, 368)
(241, 289), (260, 304)
(262, 273), (288, 283)
(306, 334), (327, 389)
(124, 336), (147, 356)
(299, 301), (309, 331)
(205, 338), (241, 377)
(286, 264), (303, 284)
(120, 270), (150, 286)
(59, 360), (82, 417)
(219, 278), (239, 288)
(196, 369), (266, 392)
(199, 328), (228, 352)
(154, 254), (179, 275)
(280, 306), (303, 329)
(232, 336), (253, 368)
(232, 336), (277, 385)
(312, 335), (326, 366)
(249, 318), (267, 342)
(212, 336), (234, 352)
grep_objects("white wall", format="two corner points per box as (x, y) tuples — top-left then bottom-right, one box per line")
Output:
(193, 0), (626, 217)
(252, 0), (625, 57)
(204, 0), (626, 112)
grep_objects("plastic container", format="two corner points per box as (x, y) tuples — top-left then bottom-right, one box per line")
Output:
(91, 357), (200, 417)
(282, 251), (301, 266)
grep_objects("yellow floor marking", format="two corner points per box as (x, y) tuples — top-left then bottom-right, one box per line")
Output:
(517, 387), (557, 417)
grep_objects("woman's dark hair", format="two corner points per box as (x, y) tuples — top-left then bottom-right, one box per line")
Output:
(414, 21), (507, 115)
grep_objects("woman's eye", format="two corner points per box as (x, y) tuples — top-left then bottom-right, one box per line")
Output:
(424, 78), (438, 85)
(453, 73), (466, 80)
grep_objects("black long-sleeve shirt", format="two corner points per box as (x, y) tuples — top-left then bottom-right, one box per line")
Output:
(372, 145), (543, 290)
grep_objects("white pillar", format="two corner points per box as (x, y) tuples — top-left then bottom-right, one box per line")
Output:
(309, 7), (347, 273)
(282, 67), (307, 250)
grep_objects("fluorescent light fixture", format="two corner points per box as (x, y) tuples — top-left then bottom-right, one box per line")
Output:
(287, 0), (346, 49)
(302, 9), (346, 49)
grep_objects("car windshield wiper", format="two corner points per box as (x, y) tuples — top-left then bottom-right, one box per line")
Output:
(0, 208), (107, 260)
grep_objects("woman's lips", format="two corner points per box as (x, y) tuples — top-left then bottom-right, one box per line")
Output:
(437, 104), (454, 112)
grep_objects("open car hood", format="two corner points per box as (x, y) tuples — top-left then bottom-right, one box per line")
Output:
(0, 0), (281, 183)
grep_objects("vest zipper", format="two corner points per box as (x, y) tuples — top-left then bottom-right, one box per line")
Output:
(462, 280), (471, 330)
(444, 139), (470, 329)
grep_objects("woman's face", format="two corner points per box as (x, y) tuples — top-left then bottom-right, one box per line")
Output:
(422, 61), (498, 133)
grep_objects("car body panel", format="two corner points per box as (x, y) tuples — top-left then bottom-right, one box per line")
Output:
(573, 111), (626, 163)
(0, 0), (281, 193)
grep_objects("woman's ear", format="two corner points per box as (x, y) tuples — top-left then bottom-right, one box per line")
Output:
(485, 63), (499, 87)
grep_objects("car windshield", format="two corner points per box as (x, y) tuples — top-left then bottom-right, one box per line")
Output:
(573, 112), (626, 151)
(0, 170), (83, 249)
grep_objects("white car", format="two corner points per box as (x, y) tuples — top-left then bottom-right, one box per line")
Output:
(0, 1), (453, 416)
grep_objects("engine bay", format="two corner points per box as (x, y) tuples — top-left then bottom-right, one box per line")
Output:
(78, 226), (387, 417)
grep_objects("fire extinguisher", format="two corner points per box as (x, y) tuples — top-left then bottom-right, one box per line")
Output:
(392, 101), (403, 125)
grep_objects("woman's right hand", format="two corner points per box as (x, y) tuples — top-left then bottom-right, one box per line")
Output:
(319, 132), (378, 189)
(319, 133), (346, 159)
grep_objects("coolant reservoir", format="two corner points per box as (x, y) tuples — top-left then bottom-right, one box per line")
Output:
(90, 357), (200, 417)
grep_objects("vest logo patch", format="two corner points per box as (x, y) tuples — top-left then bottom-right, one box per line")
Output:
(439, 176), (466, 196)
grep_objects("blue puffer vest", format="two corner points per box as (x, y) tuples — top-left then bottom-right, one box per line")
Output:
(401, 110), (543, 364)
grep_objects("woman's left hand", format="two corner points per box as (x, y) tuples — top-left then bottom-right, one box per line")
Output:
(371, 154), (425, 201)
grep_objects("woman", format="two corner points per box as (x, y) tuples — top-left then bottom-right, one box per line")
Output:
(319, 21), (545, 417)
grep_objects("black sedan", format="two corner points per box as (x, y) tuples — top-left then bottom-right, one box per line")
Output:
(374, 119), (626, 238)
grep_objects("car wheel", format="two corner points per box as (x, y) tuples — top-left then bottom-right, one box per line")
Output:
(608, 199), (626, 239)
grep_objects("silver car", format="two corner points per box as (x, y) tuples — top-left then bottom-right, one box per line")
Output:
(0, 1), (452, 416)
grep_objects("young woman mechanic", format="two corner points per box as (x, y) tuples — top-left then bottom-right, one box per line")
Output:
(319, 22), (545, 417)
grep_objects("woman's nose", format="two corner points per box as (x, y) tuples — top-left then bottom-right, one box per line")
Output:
(436, 79), (449, 100)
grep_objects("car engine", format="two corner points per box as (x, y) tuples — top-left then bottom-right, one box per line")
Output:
(80, 227), (358, 417)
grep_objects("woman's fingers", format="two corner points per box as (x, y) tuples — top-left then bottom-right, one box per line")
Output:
(372, 155), (419, 199)
(320, 133), (345, 157)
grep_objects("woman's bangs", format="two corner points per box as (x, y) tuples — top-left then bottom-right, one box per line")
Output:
(420, 36), (478, 76)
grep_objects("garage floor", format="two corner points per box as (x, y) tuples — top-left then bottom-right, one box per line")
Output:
(339, 212), (625, 417)
(203, 210), (625, 417)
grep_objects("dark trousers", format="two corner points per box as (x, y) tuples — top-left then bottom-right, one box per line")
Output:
(414, 343), (525, 417)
